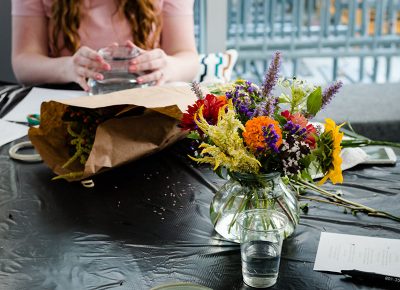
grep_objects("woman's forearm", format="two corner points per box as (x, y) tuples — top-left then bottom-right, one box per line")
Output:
(166, 51), (200, 83)
(12, 53), (74, 86)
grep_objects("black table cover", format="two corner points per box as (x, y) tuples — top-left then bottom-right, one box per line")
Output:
(0, 137), (399, 290)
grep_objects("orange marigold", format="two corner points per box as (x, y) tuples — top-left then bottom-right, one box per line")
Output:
(243, 116), (283, 152)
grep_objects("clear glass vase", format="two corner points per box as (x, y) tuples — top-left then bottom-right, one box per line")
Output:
(209, 172), (300, 243)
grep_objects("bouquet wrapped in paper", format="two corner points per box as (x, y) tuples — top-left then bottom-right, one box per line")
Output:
(29, 85), (196, 181)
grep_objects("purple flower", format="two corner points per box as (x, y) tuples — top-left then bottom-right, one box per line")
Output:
(284, 121), (307, 139)
(262, 51), (281, 98)
(322, 80), (343, 109)
(226, 80), (262, 122)
(253, 97), (279, 118)
(263, 124), (280, 153)
(253, 101), (268, 117)
(191, 81), (203, 100)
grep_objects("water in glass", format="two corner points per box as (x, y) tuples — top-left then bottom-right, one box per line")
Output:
(241, 240), (281, 288)
(88, 46), (149, 95)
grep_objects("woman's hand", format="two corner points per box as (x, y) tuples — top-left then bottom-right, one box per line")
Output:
(66, 46), (111, 91)
(125, 41), (169, 85)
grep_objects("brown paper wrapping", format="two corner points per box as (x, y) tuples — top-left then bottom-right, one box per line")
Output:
(28, 85), (197, 181)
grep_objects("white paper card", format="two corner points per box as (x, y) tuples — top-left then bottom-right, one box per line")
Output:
(0, 119), (29, 147)
(3, 87), (87, 123)
(314, 232), (400, 277)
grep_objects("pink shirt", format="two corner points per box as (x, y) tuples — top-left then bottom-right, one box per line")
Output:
(12, 0), (194, 56)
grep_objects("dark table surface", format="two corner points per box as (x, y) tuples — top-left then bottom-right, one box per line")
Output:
(0, 137), (399, 290)
(1, 82), (400, 290)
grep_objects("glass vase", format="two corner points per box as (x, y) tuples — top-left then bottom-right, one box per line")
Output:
(209, 172), (300, 243)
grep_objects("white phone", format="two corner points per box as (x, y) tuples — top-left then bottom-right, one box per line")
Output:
(361, 146), (397, 165)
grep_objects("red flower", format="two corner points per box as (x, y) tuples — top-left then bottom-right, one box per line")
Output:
(180, 94), (227, 131)
(305, 124), (317, 149)
(281, 110), (290, 120)
(281, 110), (317, 149)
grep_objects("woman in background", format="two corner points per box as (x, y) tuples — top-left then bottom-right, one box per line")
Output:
(11, 0), (199, 91)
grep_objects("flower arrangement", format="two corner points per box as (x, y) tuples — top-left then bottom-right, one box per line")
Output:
(180, 51), (400, 225)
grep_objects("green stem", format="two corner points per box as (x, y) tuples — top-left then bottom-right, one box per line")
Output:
(62, 148), (81, 169)
(276, 198), (297, 225)
(341, 139), (400, 148)
(295, 180), (400, 222)
(298, 180), (376, 211)
(52, 171), (84, 181)
(300, 195), (362, 210)
(212, 191), (237, 227)
(228, 196), (248, 233)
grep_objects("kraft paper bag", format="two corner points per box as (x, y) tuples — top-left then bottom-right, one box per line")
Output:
(28, 85), (197, 181)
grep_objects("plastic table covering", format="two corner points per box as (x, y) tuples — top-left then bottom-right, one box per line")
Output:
(0, 138), (399, 290)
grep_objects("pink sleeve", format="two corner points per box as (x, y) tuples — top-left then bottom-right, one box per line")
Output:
(162, 0), (194, 16)
(11, 0), (45, 16)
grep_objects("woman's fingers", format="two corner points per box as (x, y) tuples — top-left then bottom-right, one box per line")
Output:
(75, 69), (102, 91)
(71, 43), (168, 90)
(79, 46), (102, 62)
(76, 76), (90, 92)
(131, 49), (164, 65)
(70, 46), (111, 90)
(124, 40), (144, 53)
(125, 47), (168, 85)
(129, 49), (166, 72)
(129, 57), (165, 73)
(75, 46), (110, 70)
(137, 69), (164, 85)
(76, 65), (103, 80)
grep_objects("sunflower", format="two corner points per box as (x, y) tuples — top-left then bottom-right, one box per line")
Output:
(317, 118), (344, 185)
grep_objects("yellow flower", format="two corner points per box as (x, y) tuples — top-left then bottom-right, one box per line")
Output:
(190, 100), (261, 173)
(318, 118), (344, 185)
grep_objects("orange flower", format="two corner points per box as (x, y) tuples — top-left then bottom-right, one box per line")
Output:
(243, 116), (282, 152)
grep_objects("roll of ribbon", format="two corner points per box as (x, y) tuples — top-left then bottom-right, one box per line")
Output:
(9, 141), (42, 162)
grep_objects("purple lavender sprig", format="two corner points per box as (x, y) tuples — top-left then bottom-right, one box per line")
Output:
(262, 124), (280, 153)
(321, 80), (343, 109)
(253, 97), (279, 118)
(191, 81), (203, 100)
(261, 51), (281, 98)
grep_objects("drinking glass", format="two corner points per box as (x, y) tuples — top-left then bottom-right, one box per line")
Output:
(238, 209), (288, 288)
(88, 45), (149, 95)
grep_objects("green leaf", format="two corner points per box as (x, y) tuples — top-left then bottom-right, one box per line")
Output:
(300, 170), (313, 182)
(278, 94), (290, 103)
(306, 86), (322, 116)
(186, 131), (200, 140)
(274, 114), (287, 126)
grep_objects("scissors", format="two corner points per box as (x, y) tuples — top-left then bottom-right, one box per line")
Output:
(27, 114), (40, 126)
